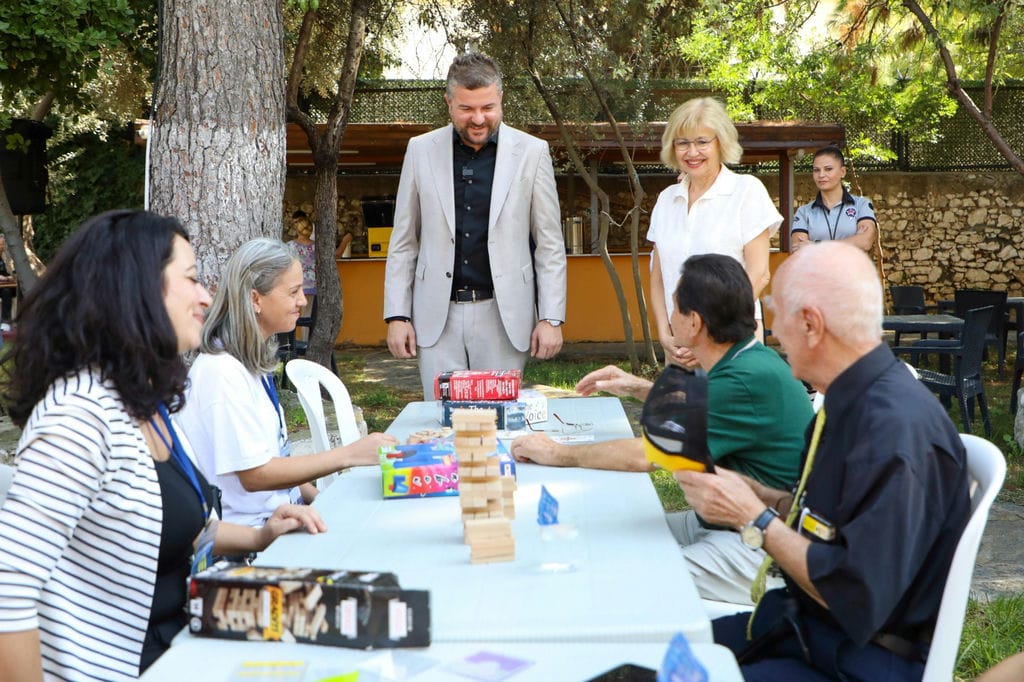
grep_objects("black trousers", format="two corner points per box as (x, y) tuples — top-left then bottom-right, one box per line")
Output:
(713, 593), (925, 681)
(0, 287), (14, 321)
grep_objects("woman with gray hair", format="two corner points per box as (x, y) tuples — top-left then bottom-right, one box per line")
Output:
(648, 97), (782, 368)
(177, 238), (395, 526)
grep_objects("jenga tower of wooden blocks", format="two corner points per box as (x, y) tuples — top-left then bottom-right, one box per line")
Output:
(452, 408), (515, 563)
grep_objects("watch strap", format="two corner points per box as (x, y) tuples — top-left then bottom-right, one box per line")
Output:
(753, 507), (780, 532)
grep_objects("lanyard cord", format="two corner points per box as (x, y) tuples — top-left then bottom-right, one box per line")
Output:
(747, 406), (826, 638)
(261, 375), (285, 435)
(821, 197), (844, 241)
(151, 403), (208, 518)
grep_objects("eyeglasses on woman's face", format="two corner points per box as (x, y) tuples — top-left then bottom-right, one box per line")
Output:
(673, 136), (717, 152)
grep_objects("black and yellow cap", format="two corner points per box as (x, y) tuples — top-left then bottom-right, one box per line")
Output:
(640, 365), (714, 473)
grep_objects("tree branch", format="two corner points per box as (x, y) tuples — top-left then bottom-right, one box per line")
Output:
(286, 10), (319, 143)
(983, 0), (1008, 118)
(31, 92), (56, 121)
(902, 0), (1024, 175)
(326, 0), (371, 149)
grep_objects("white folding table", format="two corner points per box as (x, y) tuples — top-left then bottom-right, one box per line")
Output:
(256, 397), (711, 645)
(142, 636), (743, 681)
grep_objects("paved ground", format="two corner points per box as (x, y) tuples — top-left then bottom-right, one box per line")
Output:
(0, 342), (1019, 600)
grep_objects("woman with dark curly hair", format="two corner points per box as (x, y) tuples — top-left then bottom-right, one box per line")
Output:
(0, 210), (325, 680)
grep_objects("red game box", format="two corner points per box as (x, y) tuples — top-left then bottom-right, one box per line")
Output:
(434, 370), (522, 402)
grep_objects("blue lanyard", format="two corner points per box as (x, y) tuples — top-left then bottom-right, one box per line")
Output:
(152, 403), (209, 519)
(261, 375), (284, 433)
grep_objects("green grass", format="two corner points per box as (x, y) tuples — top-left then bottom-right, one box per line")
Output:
(956, 595), (1024, 679)
(331, 347), (1024, 678)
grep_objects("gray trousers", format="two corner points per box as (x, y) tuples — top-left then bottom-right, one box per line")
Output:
(665, 509), (784, 605)
(417, 299), (528, 401)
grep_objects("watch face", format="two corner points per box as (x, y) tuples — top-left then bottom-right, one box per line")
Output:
(741, 525), (763, 550)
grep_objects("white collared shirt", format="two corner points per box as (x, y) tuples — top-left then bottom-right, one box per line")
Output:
(647, 165), (782, 317)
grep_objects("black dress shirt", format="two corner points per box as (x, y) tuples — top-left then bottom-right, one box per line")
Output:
(787, 343), (970, 646)
(452, 130), (498, 292)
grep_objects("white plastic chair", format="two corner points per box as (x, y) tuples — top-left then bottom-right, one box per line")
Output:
(285, 359), (362, 491)
(922, 433), (1005, 681)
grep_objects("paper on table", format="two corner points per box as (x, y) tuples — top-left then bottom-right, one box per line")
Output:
(444, 650), (534, 681)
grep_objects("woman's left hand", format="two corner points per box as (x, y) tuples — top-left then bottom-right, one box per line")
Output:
(259, 503), (327, 549)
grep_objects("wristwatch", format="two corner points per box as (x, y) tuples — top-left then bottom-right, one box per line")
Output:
(544, 319), (563, 327)
(741, 507), (780, 550)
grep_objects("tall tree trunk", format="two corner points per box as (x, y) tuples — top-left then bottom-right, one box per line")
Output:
(0, 91), (56, 293)
(286, 0), (371, 370)
(0, 186), (40, 292)
(149, 0), (287, 287)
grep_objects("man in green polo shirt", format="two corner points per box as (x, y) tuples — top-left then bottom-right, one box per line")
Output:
(511, 253), (813, 604)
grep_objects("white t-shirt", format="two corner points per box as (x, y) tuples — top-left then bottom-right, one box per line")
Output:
(178, 351), (295, 527)
(647, 165), (782, 318)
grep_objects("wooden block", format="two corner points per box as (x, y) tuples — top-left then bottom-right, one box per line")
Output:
(451, 408), (499, 432)
(458, 465), (491, 482)
(454, 435), (498, 448)
(460, 496), (488, 511)
(455, 442), (496, 454)
(302, 583), (322, 611)
(463, 518), (512, 540)
(459, 449), (493, 463)
(470, 551), (515, 564)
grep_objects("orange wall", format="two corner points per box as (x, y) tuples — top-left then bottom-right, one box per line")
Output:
(336, 251), (789, 346)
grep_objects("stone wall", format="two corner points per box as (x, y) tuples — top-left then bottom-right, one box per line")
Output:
(285, 169), (1024, 302)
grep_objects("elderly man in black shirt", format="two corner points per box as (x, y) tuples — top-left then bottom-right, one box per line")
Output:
(676, 241), (971, 680)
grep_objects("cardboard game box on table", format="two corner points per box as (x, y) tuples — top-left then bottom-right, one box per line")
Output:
(378, 440), (515, 500)
(187, 564), (430, 649)
(434, 369), (522, 402)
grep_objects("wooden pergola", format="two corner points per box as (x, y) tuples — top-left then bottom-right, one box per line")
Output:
(285, 120), (845, 250)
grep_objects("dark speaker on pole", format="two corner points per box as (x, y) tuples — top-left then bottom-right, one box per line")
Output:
(0, 119), (52, 215)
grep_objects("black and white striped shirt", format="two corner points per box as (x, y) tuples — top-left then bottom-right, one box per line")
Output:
(0, 369), (162, 680)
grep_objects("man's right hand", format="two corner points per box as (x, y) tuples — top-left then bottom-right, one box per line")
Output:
(386, 320), (417, 359)
(575, 364), (652, 400)
(510, 433), (573, 467)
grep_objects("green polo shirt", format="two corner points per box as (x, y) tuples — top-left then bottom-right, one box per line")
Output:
(707, 336), (812, 490)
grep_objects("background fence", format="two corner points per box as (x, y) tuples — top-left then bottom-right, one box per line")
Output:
(332, 79), (1023, 173)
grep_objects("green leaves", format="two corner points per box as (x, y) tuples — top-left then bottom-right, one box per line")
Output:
(0, 0), (139, 105)
(4, 132), (30, 153)
(286, 0), (320, 12)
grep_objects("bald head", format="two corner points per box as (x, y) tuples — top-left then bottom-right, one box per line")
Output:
(773, 241), (883, 349)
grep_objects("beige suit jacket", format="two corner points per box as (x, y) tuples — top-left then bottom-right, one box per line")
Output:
(383, 123), (566, 352)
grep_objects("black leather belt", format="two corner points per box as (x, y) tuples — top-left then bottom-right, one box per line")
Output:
(871, 632), (928, 663)
(451, 288), (493, 303)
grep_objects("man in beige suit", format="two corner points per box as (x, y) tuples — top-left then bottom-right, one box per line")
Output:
(384, 53), (567, 399)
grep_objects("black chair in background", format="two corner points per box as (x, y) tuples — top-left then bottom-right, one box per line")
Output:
(954, 290), (1008, 377)
(895, 306), (993, 436)
(890, 285), (928, 314)
(889, 285), (935, 345)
